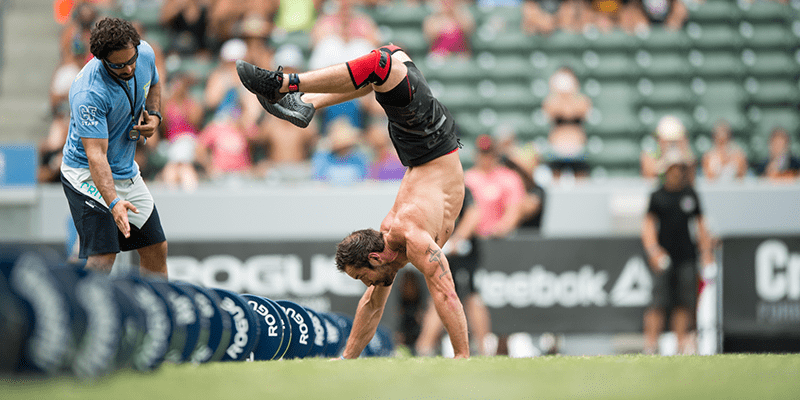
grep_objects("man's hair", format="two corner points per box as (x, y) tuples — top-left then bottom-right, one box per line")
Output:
(90, 17), (140, 60)
(335, 229), (384, 272)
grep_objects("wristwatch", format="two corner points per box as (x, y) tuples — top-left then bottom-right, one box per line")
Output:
(147, 110), (162, 127)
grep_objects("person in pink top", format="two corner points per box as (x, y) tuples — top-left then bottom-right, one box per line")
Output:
(423, 0), (474, 59)
(161, 73), (202, 190)
(196, 111), (254, 179)
(464, 134), (526, 238)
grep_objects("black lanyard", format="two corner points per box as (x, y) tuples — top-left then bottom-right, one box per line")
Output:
(111, 72), (139, 140)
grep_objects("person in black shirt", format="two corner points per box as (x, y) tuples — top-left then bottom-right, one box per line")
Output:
(642, 149), (715, 355)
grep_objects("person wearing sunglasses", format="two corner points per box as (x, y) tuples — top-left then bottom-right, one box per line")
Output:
(60, 17), (168, 278)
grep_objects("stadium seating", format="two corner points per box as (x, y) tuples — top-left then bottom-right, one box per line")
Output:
(362, 0), (800, 175)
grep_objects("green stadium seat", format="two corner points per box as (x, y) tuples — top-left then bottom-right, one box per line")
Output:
(693, 104), (750, 135)
(586, 108), (643, 137)
(690, 51), (746, 79)
(639, 28), (691, 52)
(453, 112), (484, 138)
(637, 80), (695, 109)
(530, 51), (586, 80)
(121, 2), (162, 30)
(383, 27), (428, 57)
(637, 51), (693, 80)
(473, 30), (539, 53)
(697, 80), (747, 106)
(144, 30), (169, 51)
(177, 56), (218, 81)
(687, 23), (744, 51)
(740, 23), (798, 50)
(742, 50), (800, 78)
(270, 31), (312, 54)
(476, 5), (524, 27)
(586, 138), (642, 169)
(587, 29), (639, 52)
(739, 0), (791, 24)
(687, 0), (742, 23)
(750, 107), (800, 137)
(368, 3), (430, 27)
(585, 81), (642, 136)
(583, 52), (640, 80)
(746, 79), (800, 107)
(435, 83), (483, 111)
(540, 31), (590, 53)
(418, 57), (483, 83)
(482, 82), (539, 110)
(479, 53), (534, 82)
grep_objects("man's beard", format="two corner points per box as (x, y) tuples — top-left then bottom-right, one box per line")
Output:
(107, 66), (135, 81)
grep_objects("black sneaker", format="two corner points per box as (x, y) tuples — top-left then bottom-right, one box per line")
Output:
(236, 60), (284, 103)
(257, 92), (316, 128)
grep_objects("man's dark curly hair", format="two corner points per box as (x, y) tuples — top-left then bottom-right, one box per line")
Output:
(89, 17), (140, 60)
(335, 229), (385, 272)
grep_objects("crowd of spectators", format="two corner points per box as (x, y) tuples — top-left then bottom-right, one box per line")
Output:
(40, 0), (799, 191)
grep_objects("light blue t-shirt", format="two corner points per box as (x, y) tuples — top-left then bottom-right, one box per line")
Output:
(62, 41), (159, 180)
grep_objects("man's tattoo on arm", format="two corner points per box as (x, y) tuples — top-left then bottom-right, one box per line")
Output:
(426, 246), (448, 279)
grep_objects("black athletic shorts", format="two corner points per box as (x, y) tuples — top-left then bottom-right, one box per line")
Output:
(61, 173), (166, 258)
(650, 259), (698, 312)
(449, 244), (481, 299)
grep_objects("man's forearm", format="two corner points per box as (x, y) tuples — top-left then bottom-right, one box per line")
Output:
(87, 155), (118, 206)
(146, 81), (161, 112)
(432, 289), (469, 358)
(342, 286), (389, 359)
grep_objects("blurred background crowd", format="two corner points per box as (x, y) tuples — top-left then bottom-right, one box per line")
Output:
(37, 0), (800, 193)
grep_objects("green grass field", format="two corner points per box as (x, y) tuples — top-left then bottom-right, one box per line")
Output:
(3, 354), (800, 400)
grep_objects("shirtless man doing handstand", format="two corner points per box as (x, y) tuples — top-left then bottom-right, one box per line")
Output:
(237, 45), (469, 358)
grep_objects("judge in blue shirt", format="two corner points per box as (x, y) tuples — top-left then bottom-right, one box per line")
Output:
(61, 17), (168, 277)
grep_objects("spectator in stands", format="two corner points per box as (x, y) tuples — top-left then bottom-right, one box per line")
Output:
(308, 0), (381, 70)
(196, 110), (255, 180)
(208, 0), (277, 44)
(415, 186), (494, 357)
(701, 120), (748, 182)
(160, 73), (202, 191)
(507, 145), (547, 232)
(365, 118), (406, 181)
(423, 0), (475, 60)
(58, 1), (98, 65)
(396, 270), (425, 353)
(465, 135), (527, 238)
(204, 38), (263, 129)
(38, 109), (70, 183)
(757, 127), (800, 182)
(238, 14), (273, 67)
(557, 0), (596, 33)
(274, 0), (322, 33)
(253, 45), (319, 182)
(51, 35), (88, 115)
(542, 67), (592, 180)
(159, 0), (212, 55)
(132, 21), (169, 88)
(308, 0), (382, 131)
(311, 118), (370, 184)
(521, 0), (558, 35)
(641, 115), (696, 180)
(589, 0), (651, 34)
(632, 0), (688, 32)
(642, 148), (716, 355)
